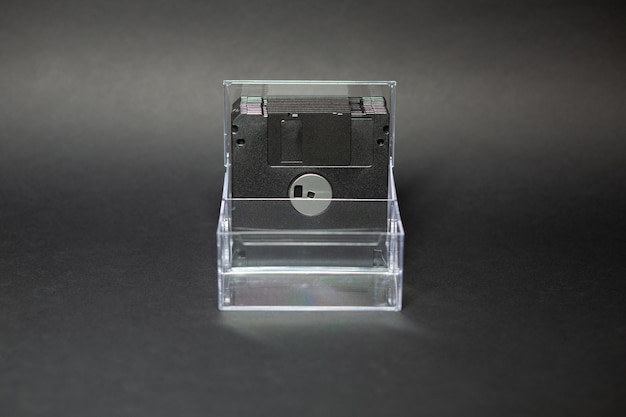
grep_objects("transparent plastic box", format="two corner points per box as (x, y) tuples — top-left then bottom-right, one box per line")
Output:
(217, 81), (404, 311)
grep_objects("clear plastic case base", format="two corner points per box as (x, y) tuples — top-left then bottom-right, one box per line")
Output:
(217, 81), (404, 311)
(217, 189), (404, 311)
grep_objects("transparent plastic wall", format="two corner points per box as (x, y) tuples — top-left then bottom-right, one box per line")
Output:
(218, 81), (404, 310)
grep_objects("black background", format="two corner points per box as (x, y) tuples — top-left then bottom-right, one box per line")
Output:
(1, 1), (625, 415)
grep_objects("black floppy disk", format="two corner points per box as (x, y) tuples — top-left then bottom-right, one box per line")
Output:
(230, 95), (390, 229)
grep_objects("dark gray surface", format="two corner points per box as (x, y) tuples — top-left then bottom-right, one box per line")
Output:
(1, 1), (625, 416)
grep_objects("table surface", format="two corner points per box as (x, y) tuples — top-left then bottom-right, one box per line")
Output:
(1, 1), (625, 416)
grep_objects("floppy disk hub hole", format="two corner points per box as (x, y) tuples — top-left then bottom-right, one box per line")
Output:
(288, 173), (332, 216)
